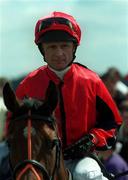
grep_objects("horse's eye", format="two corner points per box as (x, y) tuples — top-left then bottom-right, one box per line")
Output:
(47, 139), (55, 150)
(51, 139), (60, 149)
(47, 122), (54, 130)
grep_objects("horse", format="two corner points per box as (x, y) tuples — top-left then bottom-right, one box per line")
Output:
(3, 81), (69, 180)
(3, 81), (128, 180)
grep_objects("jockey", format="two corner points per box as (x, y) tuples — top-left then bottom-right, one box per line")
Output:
(11, 11), (122, 179)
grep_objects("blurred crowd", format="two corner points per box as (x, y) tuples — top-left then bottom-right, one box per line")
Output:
(99, 68), (128, 179)
(0, 67), (128, 179)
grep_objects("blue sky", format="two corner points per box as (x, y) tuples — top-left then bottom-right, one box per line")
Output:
(0, 0), (128, 79)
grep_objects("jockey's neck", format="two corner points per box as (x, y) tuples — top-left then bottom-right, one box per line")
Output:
(48, 66), (71, 80)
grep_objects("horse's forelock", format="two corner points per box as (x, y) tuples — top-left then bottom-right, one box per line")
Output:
(23, 98), (43, 110)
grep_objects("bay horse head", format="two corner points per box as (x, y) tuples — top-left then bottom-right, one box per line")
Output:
(3, 81), (69, 180)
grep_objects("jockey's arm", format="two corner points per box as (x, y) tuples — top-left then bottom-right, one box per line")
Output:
(89, 79), (122, 151)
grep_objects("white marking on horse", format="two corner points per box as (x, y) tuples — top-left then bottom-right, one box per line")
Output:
(23, 127), (36, 138)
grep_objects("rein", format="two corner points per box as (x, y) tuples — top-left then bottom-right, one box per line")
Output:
(11, 111), (61, 180)
(88, 153), (128, 180)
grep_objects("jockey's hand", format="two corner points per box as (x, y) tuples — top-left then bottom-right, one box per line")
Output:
(63, 134), (95, 159)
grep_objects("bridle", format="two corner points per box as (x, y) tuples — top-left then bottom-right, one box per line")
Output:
(9, 110), (61, 180)
(9, 111), (128, 180)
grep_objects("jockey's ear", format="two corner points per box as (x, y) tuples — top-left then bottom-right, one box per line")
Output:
(3, 82), (20, 113)
(44, 81), (58, 114)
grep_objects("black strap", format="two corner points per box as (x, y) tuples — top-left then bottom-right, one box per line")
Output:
(63, 135), (94, 159)
(13, 114), (54, 123)
(88, 153), (115, 180)
(88, 153), (128, 179)
(73, 62), (88, 69)
(58, 82), (67, 146)
(13, 159), (50, 179)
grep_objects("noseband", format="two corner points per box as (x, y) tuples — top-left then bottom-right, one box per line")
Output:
(10, 111), (61, 180)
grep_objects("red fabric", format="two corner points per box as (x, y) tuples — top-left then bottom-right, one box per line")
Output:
(8, 63), (122, 149)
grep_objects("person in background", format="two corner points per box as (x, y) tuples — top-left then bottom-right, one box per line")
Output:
(0, 77), (11, 179)
(6, 11), (122, 180)
(101, 68), (128, 109)
(118, 100), (128, 165)
(0, 77), (8, 141)
(99, 142), (128, 180)
(123, 74), (128, 86)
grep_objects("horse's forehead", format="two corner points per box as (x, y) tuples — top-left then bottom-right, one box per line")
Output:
(16, 99), (44, 113)
(23, 98), (43, 107)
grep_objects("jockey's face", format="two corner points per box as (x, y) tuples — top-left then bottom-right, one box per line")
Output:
(41, 42), (75, 71)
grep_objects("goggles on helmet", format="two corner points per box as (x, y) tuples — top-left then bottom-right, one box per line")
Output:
(35, 14), (81, 45)
(38, 17), (75, 32)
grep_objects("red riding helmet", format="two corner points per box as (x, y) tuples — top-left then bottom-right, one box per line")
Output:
(34, 11), (81, 45)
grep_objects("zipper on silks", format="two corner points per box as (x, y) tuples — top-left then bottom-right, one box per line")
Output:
(58, 82), (67, 147)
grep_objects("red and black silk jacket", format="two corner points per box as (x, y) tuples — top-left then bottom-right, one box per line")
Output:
(12, 63), (122, 150)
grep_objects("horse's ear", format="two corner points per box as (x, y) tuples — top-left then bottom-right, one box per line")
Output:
(3, 82), (20, 112)
(44, 81), (58, 113)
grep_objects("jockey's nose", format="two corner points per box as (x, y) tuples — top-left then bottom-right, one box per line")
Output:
(55, 46), (64, 57)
